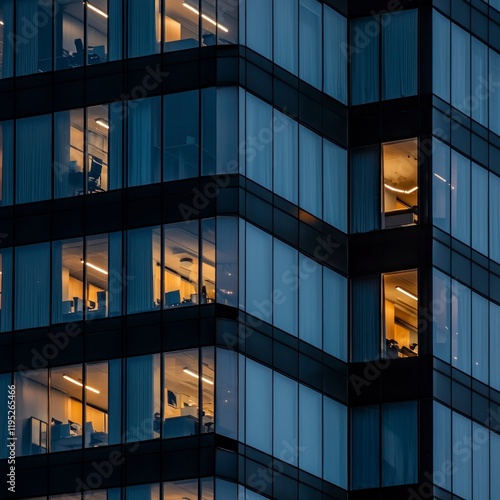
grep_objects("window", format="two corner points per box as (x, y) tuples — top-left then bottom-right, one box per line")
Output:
(0, 248), (12, 332)
(128, 0), (161, 57)
(0, 120), (13, 206)
(0, 0), (13, 78)
(382, 139), (418, 229)
(164, 0), (200, 51)
(383, 270), (418, 359)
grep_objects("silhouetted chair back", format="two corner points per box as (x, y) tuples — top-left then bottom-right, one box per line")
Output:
(88, 156), (104, 193)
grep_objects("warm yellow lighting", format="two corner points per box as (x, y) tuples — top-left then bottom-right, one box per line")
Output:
(63, 375), (100, 394)
(396, 286), (418, 302)
(86, 3), (108, 18)
(95, 118), (109, 129)
(81, 258), (108, 275)
(183, 367), (214, 385)
(182, 2), (229, 33)
(384, 184), (419, 195)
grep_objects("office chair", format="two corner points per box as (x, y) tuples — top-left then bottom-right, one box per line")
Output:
(87, 156), (105, 193)
(73, 38), (84, 66)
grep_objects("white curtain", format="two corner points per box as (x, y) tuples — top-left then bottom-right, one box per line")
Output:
(382, 402), (418, 486)
(128, 97), (161, 187)
(273, 111), (298, 204)
(15, 243), (50, 330)
(54, 111), (72, 199)
(128, 0), (159, 57)
(0, 121), (14, 206)
(323, 140), (347, 233)
(274, 0), (298, 75)
(324, 7), (347, 104)
(299, 125), (322, 218)
(382, 9), (418, 100)
(0, 249), (12, 332)
(127, 228), (154, 314)
(16, 114), (51, 203)
(126, 355), (154, 442)
(351, 17), (379, 105)
(471, 163), (488, 256)
(16, 0), (39, 75)
(299, 0), (322, 89)
(472, 38), (488, 127)
(451, 24), (471, 115)
(432, 10), (450, 102)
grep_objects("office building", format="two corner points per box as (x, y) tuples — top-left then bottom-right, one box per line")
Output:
(0, 0), (499, 498)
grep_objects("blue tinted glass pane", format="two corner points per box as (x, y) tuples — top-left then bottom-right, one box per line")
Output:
(299, 255), (321, 348)
(246, 0), (271, 59)
(351, 406), (379, 489)
(299, 125), (322, 218)
(0, 0), (13, 78)
(451, 24), (471, 115)
(472, 163), (488, 255)
(246, 359), (272, 454)
(472, 38), (488, 127)
(490, 49), (500, 135)
(382, 10), (418, 100)
(432, 139), (451, 234)
(351, 17), (379, 105)
(299, 385), (322, 476)
(433, 402), (451, 492)
(472, 293), (489, 384)
(274, 0), (298, 75)
(16, 0), (52, 75)
(108, 0), (123, 61)
(451, 280), (471, 375)
(128, 0), (160, 57)
(128, 97), (161, 186)
(0, 374), (9, 458)
(323, 268), (347, 361)
(323, 140), (347, 232)
(0, 249), (12, 332)
(245, 224), (272, 322)
(382, 402), (418, 486)
(490, 173), (500, 263)
(273, 373), (298, 466)
(433, 10), (450, 101)
(491, 431), (500, 498)
(299, 0), (322, 88)
(15, 243), (50, 330)
(216, 87), (238, 175)
(324, 7), (347, 103)
(451, 151), (471, 245)
(273, 240), (298, 336)
(216, 349), (238, 439)
(16, 114), (51, 204)
(273, 111), (298, 204)
(452, 412), (472, 499)
(164, 91), (199, 181)
(490, 302), (500, 391)
(0, 120), (13, 206)
(473, 422), (490, 499)
(433, 269), (451, 363)
(323, 397), (347, 488)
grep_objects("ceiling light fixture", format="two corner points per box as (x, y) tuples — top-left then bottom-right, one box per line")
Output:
(85, 2), (108, 19)
(180, 257), (194, 270)
(182, 2), (229, 33)
(0, 21), (4, 26)
(63, 375), (100, 394)
(183, 367), (214, 385)
(95, 118), (109, 129)
(396, 286), (418, 301)
(384, 184), (419, 195)
(81, 258), (108, 275)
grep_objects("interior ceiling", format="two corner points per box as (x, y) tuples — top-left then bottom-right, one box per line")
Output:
(384, 270), (418, 315)
(66, 0), (108, 34)
(383, 139), (418, 188)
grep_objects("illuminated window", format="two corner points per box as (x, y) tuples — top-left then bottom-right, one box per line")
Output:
(383, 270), (418, 359)
(382, 139), (418, 228)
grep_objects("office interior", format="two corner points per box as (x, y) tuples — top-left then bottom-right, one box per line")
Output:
(383, 139), (418, 228)
(383, 270), (418, 359)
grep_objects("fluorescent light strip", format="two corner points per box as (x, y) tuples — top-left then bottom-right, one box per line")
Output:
(95, 118), (109, 130)
(384, 184), (418, 195)
(182, 2), (229, 33)
(183, 367), (214, 385)
(434, 173), (447, 183)
(86, 3), (108, 19)
(63, 375), (100, 394)
(396, 286), (418, 302)
(81, 259), (108, 275)
(0, 21), (4, 26)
